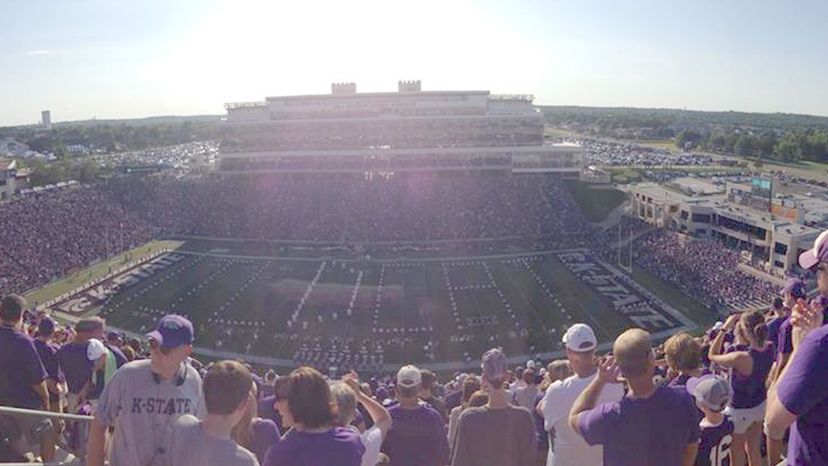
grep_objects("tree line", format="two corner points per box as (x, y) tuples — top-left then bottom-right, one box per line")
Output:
(0, 120), (220, 157)
(675, 129), (828, 162)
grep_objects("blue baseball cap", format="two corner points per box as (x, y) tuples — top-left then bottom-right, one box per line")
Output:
(145, 314), (194, 349)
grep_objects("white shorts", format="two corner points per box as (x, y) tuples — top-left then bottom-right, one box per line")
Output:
(725, 401), (766, 434)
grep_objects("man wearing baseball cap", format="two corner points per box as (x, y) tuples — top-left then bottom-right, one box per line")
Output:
(87, 314), (206, 466)
(451, 348), (536, 466)
(381, 365), (449, 466)
(539, 324), (623, 466)
(766, 230), (828, 466)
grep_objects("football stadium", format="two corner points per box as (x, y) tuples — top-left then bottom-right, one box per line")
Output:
(12, 83), (709, 374)
(4, 80), (826, 466)
(4, 4), (828, 465)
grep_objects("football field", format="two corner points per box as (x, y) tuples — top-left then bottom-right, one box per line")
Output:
(45, 241), (699, 371)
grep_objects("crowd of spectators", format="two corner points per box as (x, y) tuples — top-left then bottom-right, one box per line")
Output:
(0, 186), (152, 295)
(632, 229), (777, 312)
(0, 172), (595, 297)
(101, 172), (593, 245)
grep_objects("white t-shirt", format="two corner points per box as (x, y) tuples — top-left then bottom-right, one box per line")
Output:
(350, 425), (383, 466)
(540, 373), (624, 466)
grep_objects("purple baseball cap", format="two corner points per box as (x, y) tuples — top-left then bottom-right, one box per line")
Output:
(37, 316), (56, 336)
(799, 230), (828, 270)
(780, 278), (807, 300)
(145, 314), (194, 349)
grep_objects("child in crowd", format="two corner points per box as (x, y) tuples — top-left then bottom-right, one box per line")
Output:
(687, 375), (734, 466)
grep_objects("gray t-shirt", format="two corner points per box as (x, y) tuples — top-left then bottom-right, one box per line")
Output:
(168, 415), (259, 466)
(95, 359), (206, 466)
(451, 404), (537, 466)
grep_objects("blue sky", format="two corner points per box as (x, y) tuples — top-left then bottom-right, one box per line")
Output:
(1, 0), (826, 126)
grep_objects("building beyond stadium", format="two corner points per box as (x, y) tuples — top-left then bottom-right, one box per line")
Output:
(630, 181), (821, 276)
(219, 81), (581, 174)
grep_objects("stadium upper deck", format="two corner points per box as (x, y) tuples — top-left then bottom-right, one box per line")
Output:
(220, 81), (581, 173)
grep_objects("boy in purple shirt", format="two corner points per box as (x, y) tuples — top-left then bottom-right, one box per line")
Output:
(569, 328), (700, 466)
(687, 375), (734, 466)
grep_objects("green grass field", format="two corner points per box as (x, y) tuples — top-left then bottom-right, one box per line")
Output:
(25, 240), (183, 305)
(564, 179), (627, 222)
(631, 268), (718, 328)
(32, 242), (690, 367)
(31, 231), (718, 369)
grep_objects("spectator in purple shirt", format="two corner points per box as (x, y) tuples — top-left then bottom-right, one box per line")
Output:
(105, 331), (128, 369)
(0, 294), (56, 462)
(232, 379), (280, 464)
(263, 367), (364, 466)
(771, 278), (807, 378)
(57, 317), (108, 412)
(765, 297), (788, 351)
(569, 328), (701, 466)
(33, 316), (65, 414)
(381, 365), (449, 466)
(708, 311), (773, 466)
(766, 231), (828, 466)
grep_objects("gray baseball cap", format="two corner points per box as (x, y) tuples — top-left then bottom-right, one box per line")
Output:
(687, 375), (732, 412)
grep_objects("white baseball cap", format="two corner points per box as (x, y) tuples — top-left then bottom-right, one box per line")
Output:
(562, 323), (597, 352)
(397, 365), (422, 388)
(799, 229), (828, 270)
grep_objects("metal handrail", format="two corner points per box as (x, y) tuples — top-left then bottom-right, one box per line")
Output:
(0, 405), (93, 422)
(0, 405), (94, 466)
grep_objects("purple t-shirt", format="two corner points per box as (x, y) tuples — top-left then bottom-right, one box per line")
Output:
(251, 417), (280, 464)
(777, 317), (794, 357)
(778, 313), (828, 360)
(34, 339), (62, 382)
(730, 345), (773, 409)
(578, 385), (701, 466)
(381, 403), (449, 466)
(0, 325), (47, 409)
(57, 341), (101, 399)
(257, 395), (284, 433)
(105, 344), (127, 368)
(696, 416), (734, 466)
(777, 324), (828, 466)
(263, 427), (364, 466)
(766, 316), (787, 351)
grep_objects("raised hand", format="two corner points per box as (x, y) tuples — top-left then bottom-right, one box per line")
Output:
(792, 300), (824, 350)
(597, 355), (621, 384)
(342, 370), (362, 394)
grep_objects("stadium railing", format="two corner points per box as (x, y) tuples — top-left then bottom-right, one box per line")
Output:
(0, 405), (94, 466)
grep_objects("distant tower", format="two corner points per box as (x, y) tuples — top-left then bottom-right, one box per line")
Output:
(398, 80), (422, 92)
(41, 110), (52, 129)
(331, 82), (357, 95)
